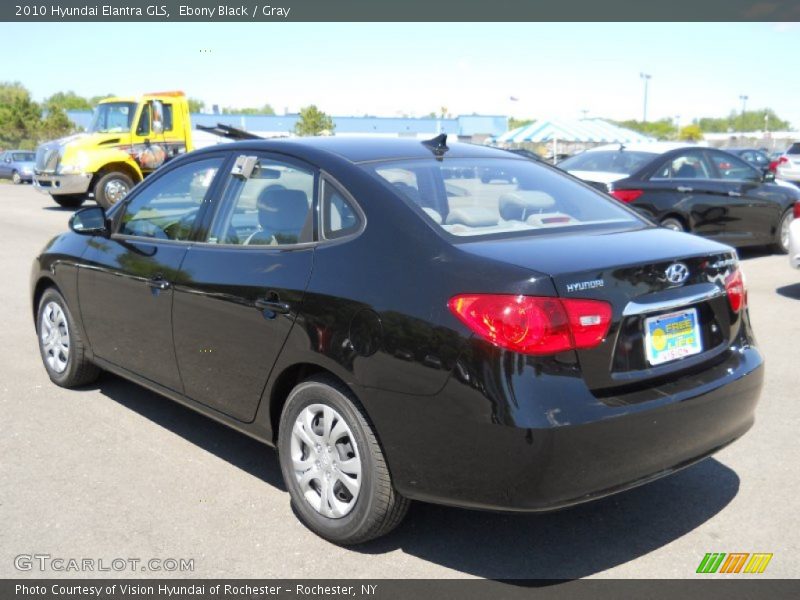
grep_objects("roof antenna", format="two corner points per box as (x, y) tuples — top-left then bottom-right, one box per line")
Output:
(422, 133), (449, 160)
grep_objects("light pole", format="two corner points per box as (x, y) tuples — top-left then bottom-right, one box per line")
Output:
(640, 73), (651, 122)
(739, 95), (748, 131)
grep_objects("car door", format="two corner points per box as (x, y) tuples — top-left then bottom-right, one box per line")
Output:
(644, 150), (728, 238)
(171, 153), (317, 422)
(705, 150), (781, 245)
(77, 154), (228, 391)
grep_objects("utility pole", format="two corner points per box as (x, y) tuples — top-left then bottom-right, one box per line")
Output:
(739, 95), (748, 132)
(640, 73), (651, 122)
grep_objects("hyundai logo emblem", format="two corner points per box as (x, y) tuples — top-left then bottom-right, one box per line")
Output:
(665, 262), (690, 285)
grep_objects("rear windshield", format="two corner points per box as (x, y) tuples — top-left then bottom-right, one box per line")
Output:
(557, 150), (657, 175)
(364, 157), (644, 239)
(787, 143), (800, 155)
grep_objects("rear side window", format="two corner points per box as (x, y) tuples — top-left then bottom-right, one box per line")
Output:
(206, 156), (315, 246)
(558, 151), (656, 175)
(119, 156), (224, 240)
(787, 143), (800, 155)
(366, 157), (643, 239)
(708, 152), (760, 182)
(321, 180), (361, 239)
(651, 153), (712, 180)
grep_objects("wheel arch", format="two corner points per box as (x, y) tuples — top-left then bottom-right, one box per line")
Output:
(32, 276), (59, 323)
(90, 162), (143, 191)
(267, 362), (360, 445)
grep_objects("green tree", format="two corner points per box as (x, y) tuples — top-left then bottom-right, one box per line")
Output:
(40, 105), (75, 140)
(294, 105), (334, 136)
(187, 97), (205, 113)
(221, 104), (275, 115)
(44, 91), (92, 111)
(697, 109), (790, 133)
(89, 93), (115, 105)
(679, 124), (703, 141)
(615, 118), (677, 140)
(508, 117), (534, 130)
(0, 81), (42, 149)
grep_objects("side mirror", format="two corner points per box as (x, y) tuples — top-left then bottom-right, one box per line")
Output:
(151, 100), (164, 135)
(763, 171), (776, 183)
(69, 206), (109, 236)
(4, 158), (11, 163)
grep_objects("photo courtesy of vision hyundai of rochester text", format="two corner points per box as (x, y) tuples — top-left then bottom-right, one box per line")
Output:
(31, 136), (763, 544)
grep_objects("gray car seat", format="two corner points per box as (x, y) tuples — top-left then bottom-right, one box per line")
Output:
(245, 188), (309, 245)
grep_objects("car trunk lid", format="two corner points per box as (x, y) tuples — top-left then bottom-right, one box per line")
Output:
(458, 227), (741, 390)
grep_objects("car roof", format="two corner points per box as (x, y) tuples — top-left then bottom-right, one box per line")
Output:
(192, 136), (516, 164)
(581, 142), (704, 154)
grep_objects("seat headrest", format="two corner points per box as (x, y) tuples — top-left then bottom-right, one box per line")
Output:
(499, 191), (556, 221)
(445, 207), (498, 228)
(257, 187), (309, 231)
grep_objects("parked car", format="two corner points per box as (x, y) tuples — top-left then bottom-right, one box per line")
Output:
(789, 202), (800, 269)
(0, 150), (35, 184)
(32, 137), (763, 544)
(775, 142), (800, 184)
(559, 144), (799, 253)
(725, 147), (772, 174)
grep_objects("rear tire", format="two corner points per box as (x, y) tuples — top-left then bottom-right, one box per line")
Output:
(53, 195), (85, 209)
(36, 288), (100, 388)
(278, 375), (409, 544)
(771, 209), (793, 255)
(660, 217), (686, 232)
(94, 171), (133, 209)
(12, 170), (21, 184)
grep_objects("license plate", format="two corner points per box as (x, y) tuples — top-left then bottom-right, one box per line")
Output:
(644, 308), (702, 366)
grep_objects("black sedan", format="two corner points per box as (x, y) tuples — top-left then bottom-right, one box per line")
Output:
(560, 144), (798, 253)
(32, 137), (763, 544)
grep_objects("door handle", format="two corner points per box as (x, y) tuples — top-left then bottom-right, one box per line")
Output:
(255, 298), (291, 314)
(728, 190), (742, 197)
(147, 276), (171, 290)
(676, 186), (693, 193)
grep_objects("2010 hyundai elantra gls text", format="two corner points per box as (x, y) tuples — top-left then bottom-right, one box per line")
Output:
(31, 136), (764, 544)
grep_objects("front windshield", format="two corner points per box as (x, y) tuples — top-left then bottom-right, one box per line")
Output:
(558, 150), (657, 175)
(365, 157), (644, 239)
(89, 102), (136, 133)
(12, 152), (34, 161)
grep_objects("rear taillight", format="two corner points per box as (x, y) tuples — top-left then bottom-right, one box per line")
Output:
(448, 294), (612, 355)
(724, 269), (746, 313)
(794, 201), (800, 219)
(778, 156), (790, 166)
(610, 189), (643, 203)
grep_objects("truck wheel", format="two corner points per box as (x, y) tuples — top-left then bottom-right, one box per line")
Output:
(12, 170), (22, 184)
(53, 195), (85, 209)
(94, 171), (133, 209)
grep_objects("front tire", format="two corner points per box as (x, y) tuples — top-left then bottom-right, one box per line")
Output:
(12, 170), (21, 184)
(37, 288), (100, 388)
(771, 209), (793, 255)
(53, 195), (85, 209)
(94, 171), (133, 209)
(278, 376), (409, 544)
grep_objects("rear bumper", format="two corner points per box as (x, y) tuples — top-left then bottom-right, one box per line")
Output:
(789, 219), (800, 269)
(374, 335), (763, 512)
(33, 172), (91, 196)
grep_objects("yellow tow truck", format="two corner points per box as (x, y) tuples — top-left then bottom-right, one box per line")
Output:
(33, 91), (193, 208)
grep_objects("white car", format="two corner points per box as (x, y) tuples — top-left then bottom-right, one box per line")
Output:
(776, 143), (800, 185)
(790, 208), (800, 269)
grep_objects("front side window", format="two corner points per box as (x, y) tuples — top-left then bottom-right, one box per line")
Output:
(708, 152), (760, 181)
(119, 156), (224, 240)
(206, 156), (315, 246)
(366, 157), (643, 239)
(89, 102), (136, 133)
(13, 152), (34, 161)
(651, 152), (711, 180)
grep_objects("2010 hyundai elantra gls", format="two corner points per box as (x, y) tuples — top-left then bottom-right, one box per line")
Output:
(31, 136), (764, 544)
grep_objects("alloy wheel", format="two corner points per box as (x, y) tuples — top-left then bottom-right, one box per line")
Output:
(104, 179), (130, 205)
(780, 212), (792, 252)
(290, 403), (362, 518)
(40, 301), (70, 373)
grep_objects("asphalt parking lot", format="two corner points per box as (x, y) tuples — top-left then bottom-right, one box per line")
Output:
(1, 183), (798, 579)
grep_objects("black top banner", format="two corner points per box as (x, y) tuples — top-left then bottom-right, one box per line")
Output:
(3, 0), (800, 22)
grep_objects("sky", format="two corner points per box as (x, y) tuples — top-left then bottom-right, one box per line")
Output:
(2, 22), (800, 127)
